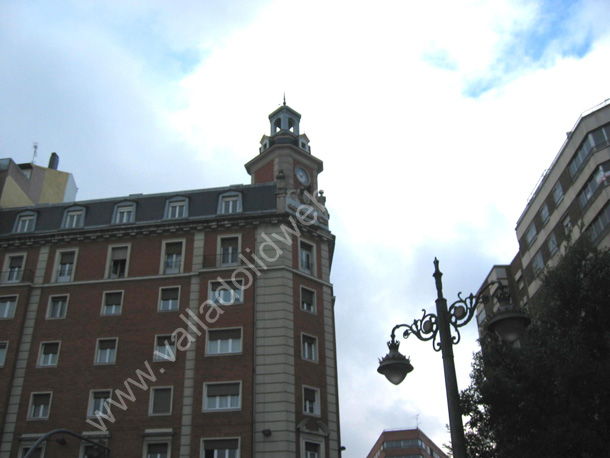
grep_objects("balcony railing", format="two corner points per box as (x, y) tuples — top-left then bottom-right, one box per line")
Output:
(0, 269), (34, 285)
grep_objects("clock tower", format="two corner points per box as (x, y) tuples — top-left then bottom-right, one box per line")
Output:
(245, 101), (324, 197)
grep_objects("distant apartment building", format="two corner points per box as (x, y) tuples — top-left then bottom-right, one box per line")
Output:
(0, 153), (77, 209)
(366, 428), (448, 458)
(0, 103), (340, 458)
(477, 99), (610, 327)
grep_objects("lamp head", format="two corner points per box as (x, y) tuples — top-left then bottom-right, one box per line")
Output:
(377, 339), (414, 385)
(487, 310), (531, 343)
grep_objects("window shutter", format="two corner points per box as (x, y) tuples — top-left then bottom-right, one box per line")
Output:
(304, 388), (316, 402)
(165, 242), (182, 255)
(111, 247), (128, 260)
(204, 439), (238, 450)
(60, 252), (75, 263)
(210, 329), (241, 341)
(207, 383), (239, 396)
(105, 292), (122, 305)
(43, 343), (58, 354)
(161, 288), (179, 300)
(153, 388), (171, 413)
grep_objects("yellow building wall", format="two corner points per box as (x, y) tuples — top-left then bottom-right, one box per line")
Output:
(38, 168), (70, 204)
(0, 177), (35, 208)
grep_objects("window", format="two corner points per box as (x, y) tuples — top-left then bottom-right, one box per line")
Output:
(207, 329), (242, 355)
(20, 445), (44, 458)
(219, 237), (239, 267)
(568, 124), (610, 178)
(163, 241), (183, 274)
(305, 442), (321, 458)
(55, 250), (76, 282)
(5, 254), (24, 283)
(588, 204), (610, 242)
(548, 232), (558, 256)
(0, 341), (7, 367)
(166, 198), (187, 219)
(38, 342), (59, 367)
(540, 203), (550, 225)
(150, 387), (173, 415)
(299, 241), (314, 274)
(101, 291), (123, 316)
(303, 387), (320, 416)
(202, 439), (239, 458)
(384, 439), (425, 450)
(532, 251), (544, 276)
(218, 193), (242, 215)
(80, 439), (108, 458)
(204, 382), (241, 411)
(153, 335), (176, 362)
(107, 246), (128, 279)
(47, 295), (68, 319)
(563, 215), (573, 235)
(95, 339), (117, 364)
(29, 392), (51, 420)
(578, 165), (608, 209)
(15, 213), (36, 233)
(114, 202), (135, 224)
(88, 390), (111, 417)
(476, 307), (487, 325)
(525, 223), (537, 248)
(159, 287), (179, 312)
(0, 296), (17, 319)
(146, 443), (169, 458)
(552, 182), (564, 206)
(63, 208), (85, 228)
(301, 287), (316, 313)
(221, 196), (239, 214)
(302, 335), (318, 362)
(591, 123), (610, 147)
(209, 280), (243, 305)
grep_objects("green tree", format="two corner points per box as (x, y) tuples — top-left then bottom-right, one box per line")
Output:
(461, 239), (610, 457)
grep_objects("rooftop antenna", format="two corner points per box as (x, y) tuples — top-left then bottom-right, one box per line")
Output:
(413, 414), (420, 429)
(32, 142), (38, 164)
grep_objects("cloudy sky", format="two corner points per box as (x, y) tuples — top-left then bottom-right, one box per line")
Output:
(1, 0), (609, 455)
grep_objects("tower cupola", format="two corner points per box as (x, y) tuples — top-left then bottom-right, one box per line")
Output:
(259, 99), (311, 154)
(269, 100), (301, 136)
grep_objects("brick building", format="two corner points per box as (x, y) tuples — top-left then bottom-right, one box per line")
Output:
(0, 103), (340, 458)
(476, 99), (610, 329)
(366, 428), (447, 458)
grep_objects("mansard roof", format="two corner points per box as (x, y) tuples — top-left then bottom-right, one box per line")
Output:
(0, 182), (277, 236)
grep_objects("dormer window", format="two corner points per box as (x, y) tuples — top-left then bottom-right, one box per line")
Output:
(165, 197), (188, 219)
(14, 212), (36, 233)
(62, 207), (85, 229)
(113, 202), (136, 224)
(218, 192), (242, 215)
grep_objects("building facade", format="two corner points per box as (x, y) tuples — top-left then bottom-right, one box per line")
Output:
(0, 153), (77, 210)
(366, 428), (447, 458)
(0, 104), (340, 458)
(476, 99), (610, 326)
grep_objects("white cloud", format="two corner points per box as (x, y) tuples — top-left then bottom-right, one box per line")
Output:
(1, 0), (609, 456)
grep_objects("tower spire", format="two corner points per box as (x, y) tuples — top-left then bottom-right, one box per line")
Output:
(283, 93), (286, 106)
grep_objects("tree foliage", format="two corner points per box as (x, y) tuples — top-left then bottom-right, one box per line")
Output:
(460, 239), (610, 457)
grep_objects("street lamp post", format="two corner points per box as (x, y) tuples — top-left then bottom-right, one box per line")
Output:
(377, 259), (529, 458)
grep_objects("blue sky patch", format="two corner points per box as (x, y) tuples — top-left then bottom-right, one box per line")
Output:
(463, 0), (594, 98)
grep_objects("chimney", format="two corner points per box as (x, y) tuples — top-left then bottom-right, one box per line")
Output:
(48, 152), (59, 170)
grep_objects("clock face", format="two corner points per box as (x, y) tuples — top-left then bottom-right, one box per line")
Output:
(295, 166), (310, 185)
